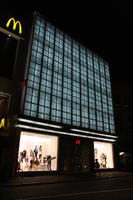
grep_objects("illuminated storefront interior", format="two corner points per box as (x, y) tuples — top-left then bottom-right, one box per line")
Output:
(18, 131), (58, 171)
(94, 141), (114, 168)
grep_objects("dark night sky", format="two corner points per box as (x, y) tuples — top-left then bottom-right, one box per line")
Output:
(1, 1), (133, 89)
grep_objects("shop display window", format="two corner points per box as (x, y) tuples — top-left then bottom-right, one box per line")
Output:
(94, 141), (114, 169)
(18, 131), (58, 172)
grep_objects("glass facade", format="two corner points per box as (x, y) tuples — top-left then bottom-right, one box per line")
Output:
(24, 14), (115, 134)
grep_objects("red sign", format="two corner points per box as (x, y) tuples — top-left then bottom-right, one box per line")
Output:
(21, 79), (27, 88)
(76, 139), (80, 145)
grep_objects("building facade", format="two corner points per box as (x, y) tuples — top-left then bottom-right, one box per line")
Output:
(0, 12), (117, 176)
(113, 83), (133, 171)
(0, 15), (24, 177)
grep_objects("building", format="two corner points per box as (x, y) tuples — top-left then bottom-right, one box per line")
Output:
(0, 15), (25, 177)
(0, 12), (117, 177)
(113, 83), (133, 171)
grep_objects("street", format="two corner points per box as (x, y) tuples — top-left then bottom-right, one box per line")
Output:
(0, 175), (133, 199)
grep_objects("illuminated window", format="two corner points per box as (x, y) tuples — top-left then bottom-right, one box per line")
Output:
(18, 132), (58, 171)
(94, 141), (114, 168)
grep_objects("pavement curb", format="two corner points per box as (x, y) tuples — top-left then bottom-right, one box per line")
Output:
(1, 172), (133, 187)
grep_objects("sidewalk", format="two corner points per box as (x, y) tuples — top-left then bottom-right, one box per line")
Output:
(0, 171), (133, 187)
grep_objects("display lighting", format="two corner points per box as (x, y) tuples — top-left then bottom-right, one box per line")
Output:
(71, 128), (118, 139)
(15, 124), (116, 142)
(17, 118), (62, 129)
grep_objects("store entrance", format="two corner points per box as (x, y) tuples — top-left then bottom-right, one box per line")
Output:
(60, 138), (91, 172)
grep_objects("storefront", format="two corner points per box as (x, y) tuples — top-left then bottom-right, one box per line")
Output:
(16, 117), (117, 174)
(18, 131), (58, 172)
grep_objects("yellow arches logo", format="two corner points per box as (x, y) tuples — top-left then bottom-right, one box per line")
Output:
(0, 118), (10, 130)
(0, 118), (5, 128)
(6, 17), (22, 34)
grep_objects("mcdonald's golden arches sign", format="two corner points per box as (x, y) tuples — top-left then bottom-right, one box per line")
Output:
(6, 17), (22, 34)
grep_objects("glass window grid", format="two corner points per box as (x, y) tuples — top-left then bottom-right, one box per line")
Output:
(24, 15), (115, 133)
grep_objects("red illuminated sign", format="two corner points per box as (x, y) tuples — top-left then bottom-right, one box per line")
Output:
(76, 139), (80, 145)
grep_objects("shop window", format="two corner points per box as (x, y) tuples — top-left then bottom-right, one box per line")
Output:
(94, 141), (114, 169)
(18, 132), (58, 172)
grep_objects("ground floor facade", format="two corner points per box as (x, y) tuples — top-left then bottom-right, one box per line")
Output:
(17, 131), (115, 173)
(10, 115), (117, 175)
(0, 115), (118, 177)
